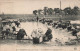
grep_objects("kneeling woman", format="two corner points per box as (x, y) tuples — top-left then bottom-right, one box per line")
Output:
(17, 29), (27, 40)
(43, 28), (53, 42)
(31, 28), (44, 44)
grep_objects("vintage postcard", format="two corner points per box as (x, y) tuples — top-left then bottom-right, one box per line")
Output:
(0, 0), (80, 51)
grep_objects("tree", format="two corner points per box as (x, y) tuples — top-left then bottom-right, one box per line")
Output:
(73, 6), (79, 15)
(47, 8), (53, 15)
(63, 7), (72, 15)
(54, 8), (60, 15)
(33, 10), (37, 16)
(43, 7), (48, 15)
(37, 9), (43, 15)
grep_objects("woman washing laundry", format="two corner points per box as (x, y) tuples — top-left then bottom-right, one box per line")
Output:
(43, 28), (53, 42)
(31, 28), (44, 44)
(17, 29), (27, 40)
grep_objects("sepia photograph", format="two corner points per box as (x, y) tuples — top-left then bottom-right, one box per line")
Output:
(0, 0), (80, 51)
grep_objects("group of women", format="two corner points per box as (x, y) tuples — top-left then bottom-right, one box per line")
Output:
(1, 20), (20, 39)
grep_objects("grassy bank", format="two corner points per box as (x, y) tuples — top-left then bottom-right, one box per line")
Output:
(0, 14), (80, 20)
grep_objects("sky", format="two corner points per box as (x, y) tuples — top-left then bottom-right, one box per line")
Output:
(0, 0), (80, 14)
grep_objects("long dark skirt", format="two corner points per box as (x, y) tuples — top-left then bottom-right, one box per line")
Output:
(33, 38), (39, 44)
(17, 33), (24, 40)
(43, 34), (53, 42)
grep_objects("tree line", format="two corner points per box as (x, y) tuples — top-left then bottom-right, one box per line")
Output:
(33, 6), (80, 16)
